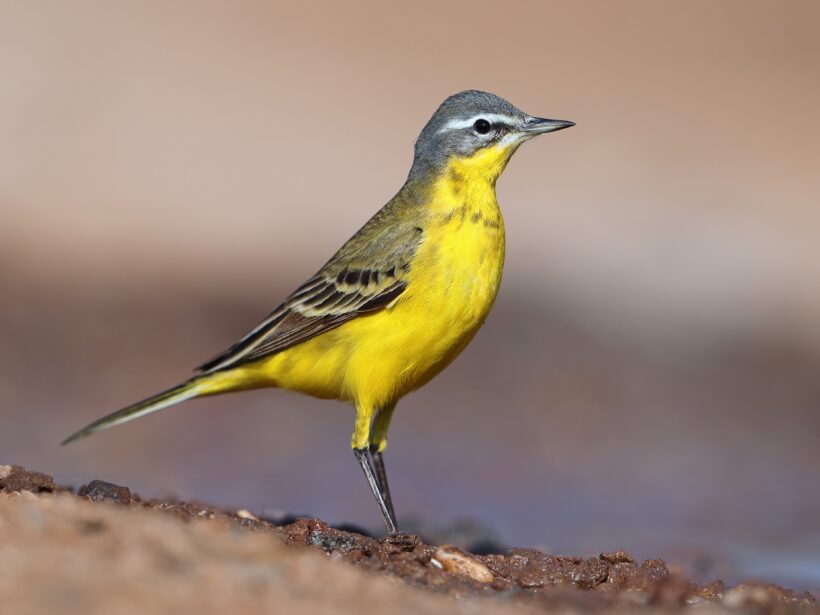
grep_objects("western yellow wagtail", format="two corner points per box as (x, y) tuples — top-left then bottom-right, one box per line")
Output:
(64, 91), (574, 534)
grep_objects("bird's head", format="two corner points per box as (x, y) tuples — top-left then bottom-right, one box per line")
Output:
(411, 90), (574, 182)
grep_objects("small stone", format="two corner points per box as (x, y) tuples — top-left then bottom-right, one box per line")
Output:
(697, 579), (726, 601)
(600, 550), (635, 565)
(0, 465), (56, 494)
(78, 480), (131, 504)
(382, 533), (419, 553)
(433, 545), (494, 583)
(235, 509), (258, 521)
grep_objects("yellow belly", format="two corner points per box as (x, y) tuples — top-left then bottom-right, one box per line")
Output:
(341, 199), (506, 408)
(241, 210), (504, 410)
(214, 153), (508, 414)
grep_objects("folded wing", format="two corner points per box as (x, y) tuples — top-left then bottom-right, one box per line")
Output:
(197, 220), (423, 373)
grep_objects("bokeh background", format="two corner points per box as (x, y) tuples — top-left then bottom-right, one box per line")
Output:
(2, 0), (818, 592)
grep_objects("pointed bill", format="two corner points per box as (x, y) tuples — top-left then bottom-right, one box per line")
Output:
(521, 117), (575, 135)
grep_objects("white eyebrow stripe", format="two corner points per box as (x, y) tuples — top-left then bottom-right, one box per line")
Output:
(437, 113), (520, 134)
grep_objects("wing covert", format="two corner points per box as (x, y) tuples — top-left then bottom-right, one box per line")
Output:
(197, 222), (422, 373)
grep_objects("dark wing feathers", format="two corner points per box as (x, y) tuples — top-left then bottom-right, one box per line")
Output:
(196, 220), (422, 373)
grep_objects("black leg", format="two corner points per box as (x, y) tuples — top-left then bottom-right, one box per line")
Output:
(353, 447), (398, 534)
(369, 446), (397, 529)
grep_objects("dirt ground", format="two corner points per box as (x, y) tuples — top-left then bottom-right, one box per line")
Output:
(0, 465), (815, 614)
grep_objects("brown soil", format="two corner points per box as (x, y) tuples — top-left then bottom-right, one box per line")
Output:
(1, 465), (816, 614)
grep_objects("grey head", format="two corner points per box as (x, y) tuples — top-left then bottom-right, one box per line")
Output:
(409, 90), (574, 178)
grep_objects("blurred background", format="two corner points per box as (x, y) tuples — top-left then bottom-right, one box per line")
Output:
(1, 0), (818, 592)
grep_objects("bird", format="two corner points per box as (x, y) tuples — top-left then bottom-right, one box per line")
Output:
(63, 90), (574, 534)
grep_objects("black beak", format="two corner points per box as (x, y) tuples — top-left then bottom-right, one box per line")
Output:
(522, 117), (576, 135)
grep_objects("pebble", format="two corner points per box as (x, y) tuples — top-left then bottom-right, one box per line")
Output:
(433, 545), (494, 583)
(78, 480), (132, 504)
(0, 465), (56, 494)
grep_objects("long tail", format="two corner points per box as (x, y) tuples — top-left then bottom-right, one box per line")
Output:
(62, 378), (206, 445)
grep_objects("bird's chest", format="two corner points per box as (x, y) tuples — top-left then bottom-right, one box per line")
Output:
(409, 191), (506, 337)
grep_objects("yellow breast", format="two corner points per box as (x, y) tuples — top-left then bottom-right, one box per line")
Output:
(334, 150), (507, 409)
(237, 146), (511, 412)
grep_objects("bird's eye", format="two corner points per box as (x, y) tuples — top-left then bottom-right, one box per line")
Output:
(473, 118), (492, 135)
